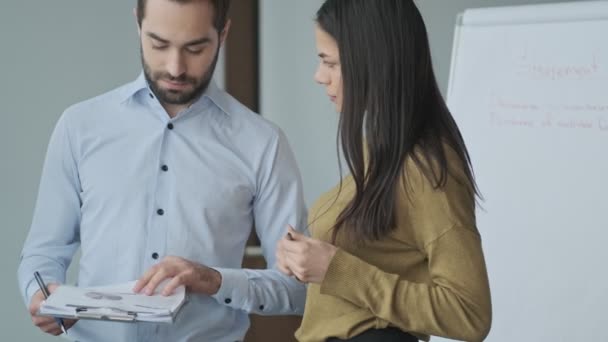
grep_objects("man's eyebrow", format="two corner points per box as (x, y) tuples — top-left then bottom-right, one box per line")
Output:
(145, 32), (211, 46)
(318, 52), (330, 58)
(183, 37), (212, 46)
(146, 32), (169, 44)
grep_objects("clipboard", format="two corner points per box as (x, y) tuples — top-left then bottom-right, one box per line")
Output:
(64, 306), (138, 322)
(41, 303), (186, 323)
(38, 281), (187, 324)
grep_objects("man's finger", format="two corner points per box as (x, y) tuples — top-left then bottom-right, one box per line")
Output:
(64, 319), (77, 330)
(133, 265), (159, 293)
(32, 315), (54, 326)
(162, 273), (185, 296)
(40, 321), (61, 335)
(47, 283), (59, 293)
(29, 291), (43, 315)
(29, 304), (40, 316)
(144, 267), (171, 295)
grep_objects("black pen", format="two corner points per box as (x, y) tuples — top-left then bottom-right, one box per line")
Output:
(34, 272), (68, 335)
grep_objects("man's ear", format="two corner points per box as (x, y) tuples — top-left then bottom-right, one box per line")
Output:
(133, 8), (141, 36)
(219, 19), (232, 46)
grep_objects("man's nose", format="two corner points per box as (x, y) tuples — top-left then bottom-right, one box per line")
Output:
(166, 50), (187, 78)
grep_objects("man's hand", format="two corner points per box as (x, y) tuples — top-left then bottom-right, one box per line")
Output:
(276, 225), (338, 284)
(133, 256), (222, 296)
(29, 283), (77, 335)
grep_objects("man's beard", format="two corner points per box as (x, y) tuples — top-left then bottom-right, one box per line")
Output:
(142, 47), (220, 106)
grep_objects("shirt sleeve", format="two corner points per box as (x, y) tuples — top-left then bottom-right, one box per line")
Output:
(211, 128), (308, 315)
(318, 156), (492, 341)
(17, 113), (82, 306)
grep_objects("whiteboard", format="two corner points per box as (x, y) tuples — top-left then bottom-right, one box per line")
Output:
(447, 1), (608, 341)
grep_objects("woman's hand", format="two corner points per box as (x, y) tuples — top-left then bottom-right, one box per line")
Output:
(276, 225), (338, 284)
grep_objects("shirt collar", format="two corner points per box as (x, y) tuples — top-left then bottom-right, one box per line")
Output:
(120, 72), (231, 116)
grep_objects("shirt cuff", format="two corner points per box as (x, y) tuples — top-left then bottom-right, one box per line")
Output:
(211, 267), (250, 310)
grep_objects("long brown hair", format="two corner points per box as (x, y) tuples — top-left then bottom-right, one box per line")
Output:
(316, 0), (479, 243)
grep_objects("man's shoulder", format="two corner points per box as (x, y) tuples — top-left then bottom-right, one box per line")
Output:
(210, 89), (282, 139)
(62, 81), (135, 120)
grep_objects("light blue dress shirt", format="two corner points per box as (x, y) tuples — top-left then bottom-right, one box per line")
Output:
(18, 74), (308, 342)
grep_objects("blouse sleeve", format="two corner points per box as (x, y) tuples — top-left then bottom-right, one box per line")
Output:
(319, 153), (492, 342)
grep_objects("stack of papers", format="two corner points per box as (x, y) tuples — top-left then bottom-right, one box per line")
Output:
(39, 281), (186, 323)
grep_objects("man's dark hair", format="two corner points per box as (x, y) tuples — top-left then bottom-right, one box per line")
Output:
(137, 0), (231, 32)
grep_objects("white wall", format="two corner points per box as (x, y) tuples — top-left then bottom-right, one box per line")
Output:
(260, 0), (338, 206)
(1, 2), (138, 340)
(260, 0), (586, 209)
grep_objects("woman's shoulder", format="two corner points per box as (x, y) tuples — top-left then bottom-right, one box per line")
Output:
(402, 142), (473, 194)
(395, 142), (478, 244)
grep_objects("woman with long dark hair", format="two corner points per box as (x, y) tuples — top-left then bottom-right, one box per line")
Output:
(276, 0), (492, 341)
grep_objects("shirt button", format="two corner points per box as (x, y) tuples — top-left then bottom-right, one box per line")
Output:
(157, 209), (164, 216)
(259, 305), (264, 311)
(224, 298), (232, 304)
(161, 165), (169, 172)
(152, 252), (159, 260)
(167, 123), (174, 130)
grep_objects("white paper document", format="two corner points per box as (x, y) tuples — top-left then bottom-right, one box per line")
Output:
(39, 281), (186, 323)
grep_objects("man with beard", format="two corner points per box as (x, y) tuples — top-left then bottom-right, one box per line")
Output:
(17, 1), (307, 341)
